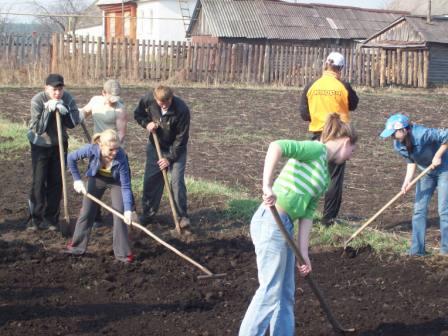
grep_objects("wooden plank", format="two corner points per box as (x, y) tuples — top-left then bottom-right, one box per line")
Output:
(413, 50), (418, 87)
(168, 41), (174, 80)
(204, 43), (211, 84)
(257, 44), (264, 83)
(423, 49), (429, 88)
(380, 49), (386, 87)
(263, 44), (270, 83)
(51, 34), (58, 73)
(402, 50), (408, 86)
(155, 40), (161, 80)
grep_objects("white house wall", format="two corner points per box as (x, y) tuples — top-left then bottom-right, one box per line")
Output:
(136, 0), (196, 42)
(76, 25), (103, 37)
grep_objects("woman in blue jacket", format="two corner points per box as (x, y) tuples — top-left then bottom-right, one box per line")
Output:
(66, 129), (134, 263)
(380, 113), (448, 256)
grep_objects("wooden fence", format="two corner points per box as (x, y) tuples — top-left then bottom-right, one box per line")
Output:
(0, 33), (430, 88)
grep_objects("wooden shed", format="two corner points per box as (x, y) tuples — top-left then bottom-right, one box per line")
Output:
(187, 0), (405, 47)
(362, 16), (448, 86)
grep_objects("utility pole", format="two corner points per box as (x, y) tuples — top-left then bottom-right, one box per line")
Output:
(427, 0), (432, 23)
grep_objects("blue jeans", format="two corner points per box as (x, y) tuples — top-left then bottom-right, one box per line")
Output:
(239, 205), (296, 336)
(410, 170), (448, 256)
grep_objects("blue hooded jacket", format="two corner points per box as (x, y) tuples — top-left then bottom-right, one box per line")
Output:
(67, 144), (133, 211)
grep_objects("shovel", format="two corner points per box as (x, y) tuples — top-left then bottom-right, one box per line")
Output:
(55, 110), (70, 235)
(84, 192), (225, 280)
(343, 165), (432, 251)
(270, 206), (355, 334)
(151, 132), (185, 235)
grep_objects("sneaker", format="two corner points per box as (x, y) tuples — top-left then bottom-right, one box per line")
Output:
(116, 253), (134, 264)
(139, 214), (154, 226)
(179, 217), (191, 229)
(48, 224), (58, 231)
(65, 241), (84, 255)
(27, 223), (38, 231)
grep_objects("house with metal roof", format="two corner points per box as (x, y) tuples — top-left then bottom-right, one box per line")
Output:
(95, 0), (195, 41)
(187, 0), (406, 46)
(362, 16), (448, 85)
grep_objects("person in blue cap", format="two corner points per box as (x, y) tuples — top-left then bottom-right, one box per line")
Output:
(380, 113), (448, 256)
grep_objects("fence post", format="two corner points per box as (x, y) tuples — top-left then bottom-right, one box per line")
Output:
(423, 49), (429, 88)
(380, 49), (386, 87)
(51, 33), (58, 73)
(263, 44), (270, 84)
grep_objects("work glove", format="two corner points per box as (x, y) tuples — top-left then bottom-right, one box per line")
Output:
(56, 103), (69, 116)
(124, 210), (133, 225)
(45, 99), (63, 112)
(73, 180), (86, 195)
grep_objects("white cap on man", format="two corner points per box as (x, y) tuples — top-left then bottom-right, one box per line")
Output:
(326, 52), (345, 68)
(103, 79), (121, 104)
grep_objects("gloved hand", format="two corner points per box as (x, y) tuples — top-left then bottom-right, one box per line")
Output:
(56, 103), (69, 116)
(45, 99), (63, 112)
(124, 210), (133, 225)
(73, 180), (86, 195)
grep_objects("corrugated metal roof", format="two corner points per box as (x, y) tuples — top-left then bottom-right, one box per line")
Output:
(406, 16), (448, 44)
(190, 0), (406, 41)
(363, 16), (448, 47)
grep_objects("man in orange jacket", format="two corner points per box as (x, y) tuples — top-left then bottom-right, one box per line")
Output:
(299, 51), (358, 226)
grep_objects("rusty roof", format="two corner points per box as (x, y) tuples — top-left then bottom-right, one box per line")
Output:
(188, 0), (407, 40)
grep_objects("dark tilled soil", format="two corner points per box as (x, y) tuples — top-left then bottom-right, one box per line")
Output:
(0, 87), (447, 335)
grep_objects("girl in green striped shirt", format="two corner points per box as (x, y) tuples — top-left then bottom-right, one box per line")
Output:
(240, 113), (358, 336)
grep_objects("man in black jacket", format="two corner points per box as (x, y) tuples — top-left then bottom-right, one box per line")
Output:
(134, 85), (190, 228)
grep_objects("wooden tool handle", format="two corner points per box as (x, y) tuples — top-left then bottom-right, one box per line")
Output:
(152, 132), (182, 234)
(55, 111), (70, 225)
(85, 192), (213, 276)
(269, 206), (354, 333)
(344, 165), (432, 248)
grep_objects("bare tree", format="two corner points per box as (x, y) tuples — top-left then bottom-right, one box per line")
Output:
(31, 0), (94, 35)
(0, 4), (12, 34)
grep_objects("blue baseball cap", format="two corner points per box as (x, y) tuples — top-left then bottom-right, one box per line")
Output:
(380, 114), (410, 138)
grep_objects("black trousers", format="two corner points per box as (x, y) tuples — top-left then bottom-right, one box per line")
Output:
(29, 142), (67, 226)
(311, 133), (345, 222)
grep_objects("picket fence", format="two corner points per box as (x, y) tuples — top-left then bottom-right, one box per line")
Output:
(0, 33), (429, 88)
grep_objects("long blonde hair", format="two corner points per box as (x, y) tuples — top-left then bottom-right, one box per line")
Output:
(321, 113), (358, 145)
(92, 129), (120, 146)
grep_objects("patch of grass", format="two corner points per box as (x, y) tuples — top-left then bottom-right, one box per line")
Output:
(310, 220), (409, 255)
(0, 118), (28, 155)
(224, 198), (259, 222)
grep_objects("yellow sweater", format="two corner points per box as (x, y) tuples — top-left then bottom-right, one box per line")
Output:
(301, 71), (358, 132)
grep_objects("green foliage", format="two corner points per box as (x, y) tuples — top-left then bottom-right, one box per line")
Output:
(310, 220), (409, 255)
(224, 198), (259, 222)
(0, 118), (28, 156)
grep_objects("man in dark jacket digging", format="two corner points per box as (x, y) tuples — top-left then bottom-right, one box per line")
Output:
(27, 73), (81, 231)
(134, 85), (191, 230)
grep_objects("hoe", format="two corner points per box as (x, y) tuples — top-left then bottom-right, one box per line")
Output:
(85, 192), (226, 280)
(270, 206), (355, 334)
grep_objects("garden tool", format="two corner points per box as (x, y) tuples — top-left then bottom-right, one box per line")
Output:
(85, 192), (226, 280)
(270, 206), (355, 334)
(343, 165), (432, 252)
(151, 131), (186, 235)
(55, 110), (70, 235)
(80, 121), (91, 143)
